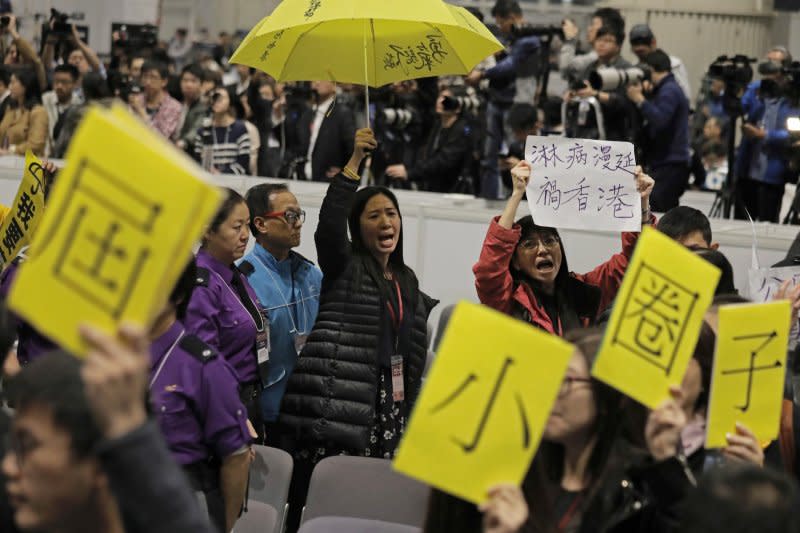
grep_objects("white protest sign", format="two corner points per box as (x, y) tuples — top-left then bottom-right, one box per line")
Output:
(748, 266), (800, 302)
(524, 136), (641, 232)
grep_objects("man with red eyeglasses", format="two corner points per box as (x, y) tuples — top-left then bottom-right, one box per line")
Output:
(237, 183), (322, 446)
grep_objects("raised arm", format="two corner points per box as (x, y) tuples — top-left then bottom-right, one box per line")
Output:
(314, 128), (376, 280)
(70, 24), (102, 74)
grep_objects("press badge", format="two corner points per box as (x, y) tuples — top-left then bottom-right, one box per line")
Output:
(391, 355), (405, 402)
(256, 310), (271, 364)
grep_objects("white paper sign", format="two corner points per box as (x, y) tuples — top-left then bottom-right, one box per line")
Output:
(524, 136), (641, 232)
(749, 265), (800, 302)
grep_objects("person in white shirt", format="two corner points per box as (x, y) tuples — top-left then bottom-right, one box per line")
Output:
(299, 80), (355, 181)
(629, 24), (692, 104)
(41, 64), (79, 156)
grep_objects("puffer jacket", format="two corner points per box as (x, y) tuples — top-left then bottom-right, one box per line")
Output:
(280, 174), (437, 451)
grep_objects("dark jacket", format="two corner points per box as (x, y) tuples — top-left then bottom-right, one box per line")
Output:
(97, 421), (215, 533)
(408, 116), (473, 192)
(640, 74), (690, 169)
(483, 35), (541, 106)
(294, 102), (356, 181)
(280, 175), (437, 451)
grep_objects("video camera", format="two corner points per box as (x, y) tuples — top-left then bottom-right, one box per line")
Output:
(111, 23), (158, 52)
(707, 55), (755, 116)
(41, 8), (87, 42)
(441, 92), (481, 114)
(588, 66), (651, 92)
(510, 24), (564, 42)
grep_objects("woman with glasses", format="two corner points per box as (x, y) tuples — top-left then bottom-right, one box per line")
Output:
(473, 160), (654, 335)
(184, 188), (267, 442)
(423, 327), (693, 533)
(238, 183), (323, 445)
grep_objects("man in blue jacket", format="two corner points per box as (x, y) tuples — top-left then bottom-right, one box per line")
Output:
(627, 49), (689, 212)
(735, 46), (797, 222)
(238, 184), (323, 444)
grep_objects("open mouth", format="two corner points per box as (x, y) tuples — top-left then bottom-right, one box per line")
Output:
(535, 258), (555, 272)
(378, 233), (395, 248)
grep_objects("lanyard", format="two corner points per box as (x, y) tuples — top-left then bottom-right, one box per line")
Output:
(557, 492), (584, 532)
(386, 280), (404, 347)
(256, 255), (306, 334)
(149, 328), (185, 390)
(210, 269), (265, 332)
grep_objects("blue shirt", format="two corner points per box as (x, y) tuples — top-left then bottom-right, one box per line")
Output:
(238, 244), (323, 421)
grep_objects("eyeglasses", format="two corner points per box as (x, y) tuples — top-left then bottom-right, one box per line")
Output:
(519, 234), (559, 251)
(558, 376), (592, 398)
(263, 209), (306, 226)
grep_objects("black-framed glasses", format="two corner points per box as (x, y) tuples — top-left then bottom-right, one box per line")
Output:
(558, 376), (592, 398)
(519, 234), (559, 251)
(263, 209), (306, 226)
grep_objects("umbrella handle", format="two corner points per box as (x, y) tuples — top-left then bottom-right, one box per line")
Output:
(363, 19), (370, 128)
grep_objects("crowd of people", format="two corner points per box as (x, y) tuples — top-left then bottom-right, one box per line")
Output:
(0, 2), (799, 533)
(0, 3), (797, 220)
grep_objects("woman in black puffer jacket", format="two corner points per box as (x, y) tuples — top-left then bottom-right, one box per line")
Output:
(278, 128), (437, 527)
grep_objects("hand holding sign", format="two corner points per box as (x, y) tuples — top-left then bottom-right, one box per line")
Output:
(393, 301), (573, 504)
(510, 160), (531, 196)
(524, 136), (644, 232)
(705, 301), (790, 449)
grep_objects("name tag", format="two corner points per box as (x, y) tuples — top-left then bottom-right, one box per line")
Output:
(391, 355), (404, 402)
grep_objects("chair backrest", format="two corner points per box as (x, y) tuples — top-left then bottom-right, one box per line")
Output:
(433, 303), (457, 352)
(299, 517), (421, 533)
(236, 500), (279, 533)
(249, 445), (294, 533)
(301, 456), (429, 528)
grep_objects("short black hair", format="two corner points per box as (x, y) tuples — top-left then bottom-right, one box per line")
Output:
(592, 7), (625, 32)
(596, 24), (625, 46)
(181, 63), (206, 83)
(508, 103), (539, 133)
(209, 187), (246, 234)
(696, 248), (737, 296)
(245, 183), (290, 235)
(490, 0), (522, 18)
(681, 464), (800, 533)
(465, 6), (484, 23)
(53, 63), (80, 81)
(657, 206), (713, 247)
(82, 71), (110, 101)
(141, 60), (169, 80)
(170, 258), (197, 320)
(7, 351), (103, 458)
(645, 49), (672, 73)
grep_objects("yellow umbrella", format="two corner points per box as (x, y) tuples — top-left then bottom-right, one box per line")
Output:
(230, 0), (502, 123)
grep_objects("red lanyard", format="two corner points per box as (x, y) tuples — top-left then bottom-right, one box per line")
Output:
(557, 493), (583, 531)
(386, 280), (404, 333)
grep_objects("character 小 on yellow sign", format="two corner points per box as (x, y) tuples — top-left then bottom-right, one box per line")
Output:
(393, 301), (573, 504)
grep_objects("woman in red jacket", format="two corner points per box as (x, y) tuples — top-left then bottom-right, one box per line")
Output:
(473, 160), (654, 335)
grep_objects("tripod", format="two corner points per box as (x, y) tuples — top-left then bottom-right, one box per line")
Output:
(709, 84), (747, 219)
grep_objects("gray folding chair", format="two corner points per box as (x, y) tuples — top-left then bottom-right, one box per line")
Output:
(248, 445), (294, 533)
(433, 304), (456, 352)
(300, 456), (429, 528)
(299, 517), (421, 533)
(237, 500), (278, 533)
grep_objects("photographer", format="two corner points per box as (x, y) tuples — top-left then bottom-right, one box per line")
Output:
(370, 81), (425, 186)
(466, 0), (540, 199)
(628, 24), (691, 103)
(192, 88), (251, 175)
(565, 23), (633, 142)
(626, 49), (690, 212)
(734, 48), (797, 222)
(560, 8), (625, 83)
(385, 86), (474, 192)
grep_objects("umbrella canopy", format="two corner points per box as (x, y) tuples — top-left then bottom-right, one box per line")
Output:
(230, 0), (502, 88)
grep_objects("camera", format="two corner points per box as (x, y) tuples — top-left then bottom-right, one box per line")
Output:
(0, 16), (9, 28)
(50, 8), (71, 37)
(708, 55), (755, 87)
(441, 92), (481, 114)
(589, 67), (650, 91)
(111, 23), (158, 51)
(118, 79), (141, 101)
(510, 24), (564, 42)
(383, 108), (414, 128)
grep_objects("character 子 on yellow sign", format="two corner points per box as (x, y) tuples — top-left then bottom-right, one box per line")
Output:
(705, 301), (790, 448)
(8, 104), (222, 356)
(591, 227), (720, 408)
(393, 301), (573, 504)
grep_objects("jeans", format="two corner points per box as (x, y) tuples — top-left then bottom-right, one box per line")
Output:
(479, 101), (511, 199)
